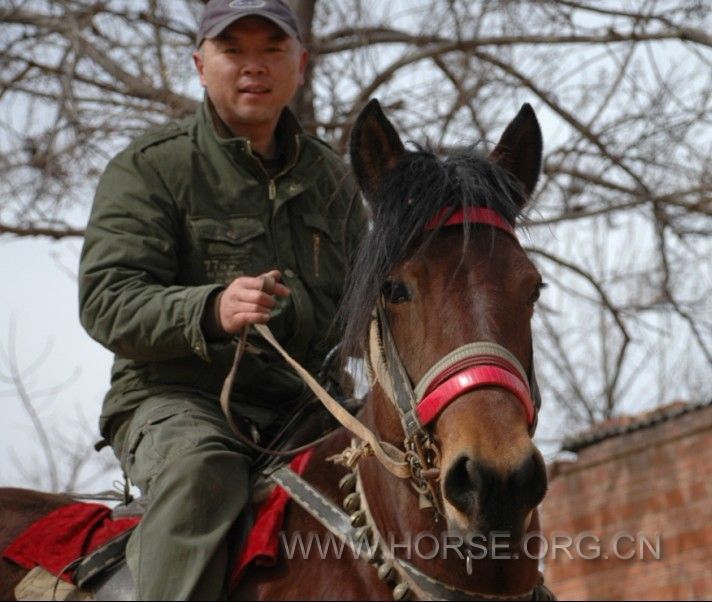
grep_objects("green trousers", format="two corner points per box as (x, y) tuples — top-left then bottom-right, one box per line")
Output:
(115, 396), (253, 601)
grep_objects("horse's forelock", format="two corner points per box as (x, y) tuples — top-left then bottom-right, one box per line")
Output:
(339, 145), (524, 362)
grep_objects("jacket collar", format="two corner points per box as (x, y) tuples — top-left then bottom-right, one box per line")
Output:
(200, 95), (303, 171)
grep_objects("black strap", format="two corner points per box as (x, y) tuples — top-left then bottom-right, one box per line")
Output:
(73, 528), (135, 589)
(527, 345), (541, 435)
(376, 303), (422, 437)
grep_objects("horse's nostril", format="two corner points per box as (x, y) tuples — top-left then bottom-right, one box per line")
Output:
(443, 455), (482, 515)
(514, 451), (548, 508)
(512, 452), (537, 490)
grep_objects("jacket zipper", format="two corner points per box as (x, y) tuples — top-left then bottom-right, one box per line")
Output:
(313, 233), (320, 279)
(248, 136), (310, 354)
(245, 138), (302, 203)
(269, 135), (301, 204)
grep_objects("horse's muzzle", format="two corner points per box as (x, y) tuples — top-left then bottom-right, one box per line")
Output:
(442, 450), (547, 540)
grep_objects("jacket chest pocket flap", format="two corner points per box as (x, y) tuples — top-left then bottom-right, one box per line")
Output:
(191, 217), (266, 281)
(193, 217), (265, 254)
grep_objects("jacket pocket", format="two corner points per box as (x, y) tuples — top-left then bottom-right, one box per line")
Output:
(297, 212), (346, 294)
(123, 404), (200, 492)
(191, 216), (266, 283)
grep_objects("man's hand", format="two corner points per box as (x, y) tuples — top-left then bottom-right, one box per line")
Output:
(218, 270), (290, 334)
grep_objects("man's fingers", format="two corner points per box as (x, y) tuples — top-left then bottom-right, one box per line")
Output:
(223, 312), (270, 332)
(259, 270), (290, 297)
(226, 289), (278, 308)
(228, 275), (274, 292)
(273, 282), (290, 297)
(260, 274), (276, 295)
(232, 301), (273, 315)
(228, 272), (290, 297)
(219, 271), (293, 333)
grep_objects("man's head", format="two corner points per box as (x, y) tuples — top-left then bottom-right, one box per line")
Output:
(193, 0), (307, 145)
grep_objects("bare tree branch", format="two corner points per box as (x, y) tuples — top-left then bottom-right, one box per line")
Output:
(1, 0), (710, 438)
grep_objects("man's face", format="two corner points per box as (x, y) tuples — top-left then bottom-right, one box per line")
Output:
(193, 17), (307, 137)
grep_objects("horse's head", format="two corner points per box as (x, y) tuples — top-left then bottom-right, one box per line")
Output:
(344, 100), (547, 546)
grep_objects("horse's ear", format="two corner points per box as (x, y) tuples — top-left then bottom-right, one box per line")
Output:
(490, 103), (543, 202)
(350, 99), (406, 200)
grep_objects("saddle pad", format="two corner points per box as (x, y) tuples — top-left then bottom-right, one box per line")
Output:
(3, 449), (313, 590)
(2, 503), (140, 581)
(230, 449), (313, 591)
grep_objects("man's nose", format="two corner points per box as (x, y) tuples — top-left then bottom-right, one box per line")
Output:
(240, 51), (267, 74)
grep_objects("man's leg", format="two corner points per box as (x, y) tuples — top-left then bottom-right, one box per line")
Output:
(119, 396), (252, 601)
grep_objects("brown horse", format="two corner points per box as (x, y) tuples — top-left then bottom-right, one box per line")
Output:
(1, 100), (552, 600)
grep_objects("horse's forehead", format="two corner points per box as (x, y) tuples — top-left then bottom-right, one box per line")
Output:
(406, 230), (537, 283)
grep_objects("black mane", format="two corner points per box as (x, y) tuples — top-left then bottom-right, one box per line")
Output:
(339, 144), (525, 360)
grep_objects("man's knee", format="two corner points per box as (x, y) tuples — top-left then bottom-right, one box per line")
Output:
(152, 444), (250, 506)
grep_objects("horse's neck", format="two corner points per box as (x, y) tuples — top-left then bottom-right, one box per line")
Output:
(358, 391), (542, 598)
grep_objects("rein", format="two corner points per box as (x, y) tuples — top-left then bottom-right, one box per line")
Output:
(220, 314), (412, 477)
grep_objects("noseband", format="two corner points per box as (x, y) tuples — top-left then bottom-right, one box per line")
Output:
(368, 206), (541, 511)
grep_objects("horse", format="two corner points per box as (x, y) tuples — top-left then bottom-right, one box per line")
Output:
(0, 99), (553, 600)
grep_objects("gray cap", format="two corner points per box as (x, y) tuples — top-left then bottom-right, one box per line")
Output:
(196, 0), (301, 47)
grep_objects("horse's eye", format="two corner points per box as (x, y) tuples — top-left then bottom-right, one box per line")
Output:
(382, 280), (411, 304)
(529, 281), (548, 305)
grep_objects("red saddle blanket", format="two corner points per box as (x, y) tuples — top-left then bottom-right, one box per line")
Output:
(2, 450), (312, 591)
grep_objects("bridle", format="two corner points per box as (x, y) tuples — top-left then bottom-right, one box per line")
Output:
(366, 206), (541, 514)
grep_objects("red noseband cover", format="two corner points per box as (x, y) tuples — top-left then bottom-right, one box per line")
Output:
(417, 366), (536, 428)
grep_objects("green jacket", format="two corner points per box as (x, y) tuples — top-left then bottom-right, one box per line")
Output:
(79, 99), (366, 439)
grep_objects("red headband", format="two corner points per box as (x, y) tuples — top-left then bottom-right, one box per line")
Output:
(424, 207), (515, 238)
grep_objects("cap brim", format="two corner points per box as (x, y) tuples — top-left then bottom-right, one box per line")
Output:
(202, 12), (299, 44)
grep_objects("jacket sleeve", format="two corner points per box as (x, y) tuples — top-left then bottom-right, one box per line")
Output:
(78, 147), (221, 362)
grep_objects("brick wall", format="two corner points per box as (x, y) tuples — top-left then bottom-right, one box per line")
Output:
(539, 404), (712, 601)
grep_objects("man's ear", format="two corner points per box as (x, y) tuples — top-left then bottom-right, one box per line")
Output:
(193, 50), (207, 87)
(297, 47), (308, 86)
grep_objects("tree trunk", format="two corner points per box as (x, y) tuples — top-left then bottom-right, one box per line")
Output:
(289, 0), (317, 135)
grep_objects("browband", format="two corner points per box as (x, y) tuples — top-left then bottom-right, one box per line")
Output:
(424, 206), (515, 237)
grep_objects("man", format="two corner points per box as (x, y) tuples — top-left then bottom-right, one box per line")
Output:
(78, 0), (366, 599)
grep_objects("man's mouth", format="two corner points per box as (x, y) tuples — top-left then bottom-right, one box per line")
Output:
(239, 85), (270, 95)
